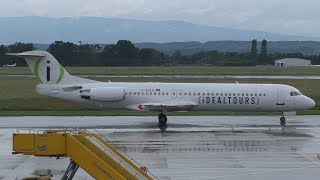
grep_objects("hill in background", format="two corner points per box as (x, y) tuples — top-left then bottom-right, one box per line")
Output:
(1, 16), (319, 45)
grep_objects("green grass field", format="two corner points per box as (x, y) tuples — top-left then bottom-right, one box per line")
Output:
(1, 66), (320, 75)
(0, 74), (319, 115)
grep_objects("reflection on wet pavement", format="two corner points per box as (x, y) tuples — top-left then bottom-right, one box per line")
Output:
(0, 116), (320, 179)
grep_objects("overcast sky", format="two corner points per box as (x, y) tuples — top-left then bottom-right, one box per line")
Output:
(1, 0), (319, 37)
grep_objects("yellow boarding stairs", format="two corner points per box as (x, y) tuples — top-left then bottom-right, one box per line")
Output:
(12, 129), (157, 180)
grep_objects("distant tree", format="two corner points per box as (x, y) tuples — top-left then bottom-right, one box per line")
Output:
(259, 39), (269, 64)
(47, 41), (79, 66)
(0, 45), (8, 56)
(103, 44), (117, 57)
(250, 39), (257, 57)
(171, 50), (183, 64)
(91, 44), (101, 52)
(115, 40), (138, 59)
(0, 45), (9, 65)
(8, 42), (35, 53)
(4, 39), (318, 67)
(190, 51), (206, 65)
(260, 39), (267, 57)
(102, 40), (139, 66)
(6, 42), (36, 66)
(250, 39), (257, 64)
(77, 44), (102, 66)
(139, 48), (162, 66)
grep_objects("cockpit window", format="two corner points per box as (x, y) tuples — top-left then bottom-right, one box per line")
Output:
(290, 91), (300, 96)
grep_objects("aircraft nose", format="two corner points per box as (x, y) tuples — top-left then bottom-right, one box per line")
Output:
(305, 96), (316, 109)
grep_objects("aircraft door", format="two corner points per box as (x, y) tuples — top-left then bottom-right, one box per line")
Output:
(276, 89), (285, 105)
(177, 89), (183, 99)
(171, 90), (177, 99)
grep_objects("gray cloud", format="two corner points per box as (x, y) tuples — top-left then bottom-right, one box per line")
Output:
(0, 0), (319, 37)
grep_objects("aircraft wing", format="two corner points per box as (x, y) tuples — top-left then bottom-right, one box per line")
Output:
(129, 100), (198, 112)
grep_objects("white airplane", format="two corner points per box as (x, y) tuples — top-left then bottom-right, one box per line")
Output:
(7, 50), (315, 125)
(2, 63), (16, 67)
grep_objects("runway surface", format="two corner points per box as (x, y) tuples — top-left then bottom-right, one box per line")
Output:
(0, 115), (320, 179)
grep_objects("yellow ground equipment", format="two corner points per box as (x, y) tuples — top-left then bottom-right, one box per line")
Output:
(12, 130), (157, 180)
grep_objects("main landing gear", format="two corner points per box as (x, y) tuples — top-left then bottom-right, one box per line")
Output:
(158, 113), (167, 130)
(158, 113), (167, 125)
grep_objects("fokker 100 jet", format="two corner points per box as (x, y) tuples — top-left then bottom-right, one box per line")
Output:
(7, 51), (315, 125)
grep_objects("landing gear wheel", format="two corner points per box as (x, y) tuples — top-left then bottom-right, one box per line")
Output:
(280, 116), (286, 125)
(280, 116), (286, 123)
(158, 113), (167, 125)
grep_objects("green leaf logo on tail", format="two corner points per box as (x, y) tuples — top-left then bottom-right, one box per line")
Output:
(34, 59), (43, 83)
(34, 58), (64, 84)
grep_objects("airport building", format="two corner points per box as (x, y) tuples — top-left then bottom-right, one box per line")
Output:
(274, 58), (311, 67)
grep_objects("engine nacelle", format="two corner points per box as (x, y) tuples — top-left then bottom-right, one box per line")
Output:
(80, 87), (125, 101)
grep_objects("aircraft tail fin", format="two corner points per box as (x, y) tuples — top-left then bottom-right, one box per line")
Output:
(6, 50), (96, 85)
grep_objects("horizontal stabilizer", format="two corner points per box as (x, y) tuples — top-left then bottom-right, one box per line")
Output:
(6, 52), (46, 58)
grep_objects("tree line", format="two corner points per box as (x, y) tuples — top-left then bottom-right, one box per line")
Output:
(1, 40), (320, 67)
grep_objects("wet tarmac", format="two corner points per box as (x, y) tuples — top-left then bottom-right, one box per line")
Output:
(0, 116), (320, 179)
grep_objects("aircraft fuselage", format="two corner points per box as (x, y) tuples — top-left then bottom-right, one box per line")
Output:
(36, 82), (315, 112)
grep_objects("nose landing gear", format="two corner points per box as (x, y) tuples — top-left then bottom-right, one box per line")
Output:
(280, 113), (286, 125)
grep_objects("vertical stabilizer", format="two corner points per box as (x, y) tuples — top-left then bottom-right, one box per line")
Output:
(6, 50), (96, 84)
